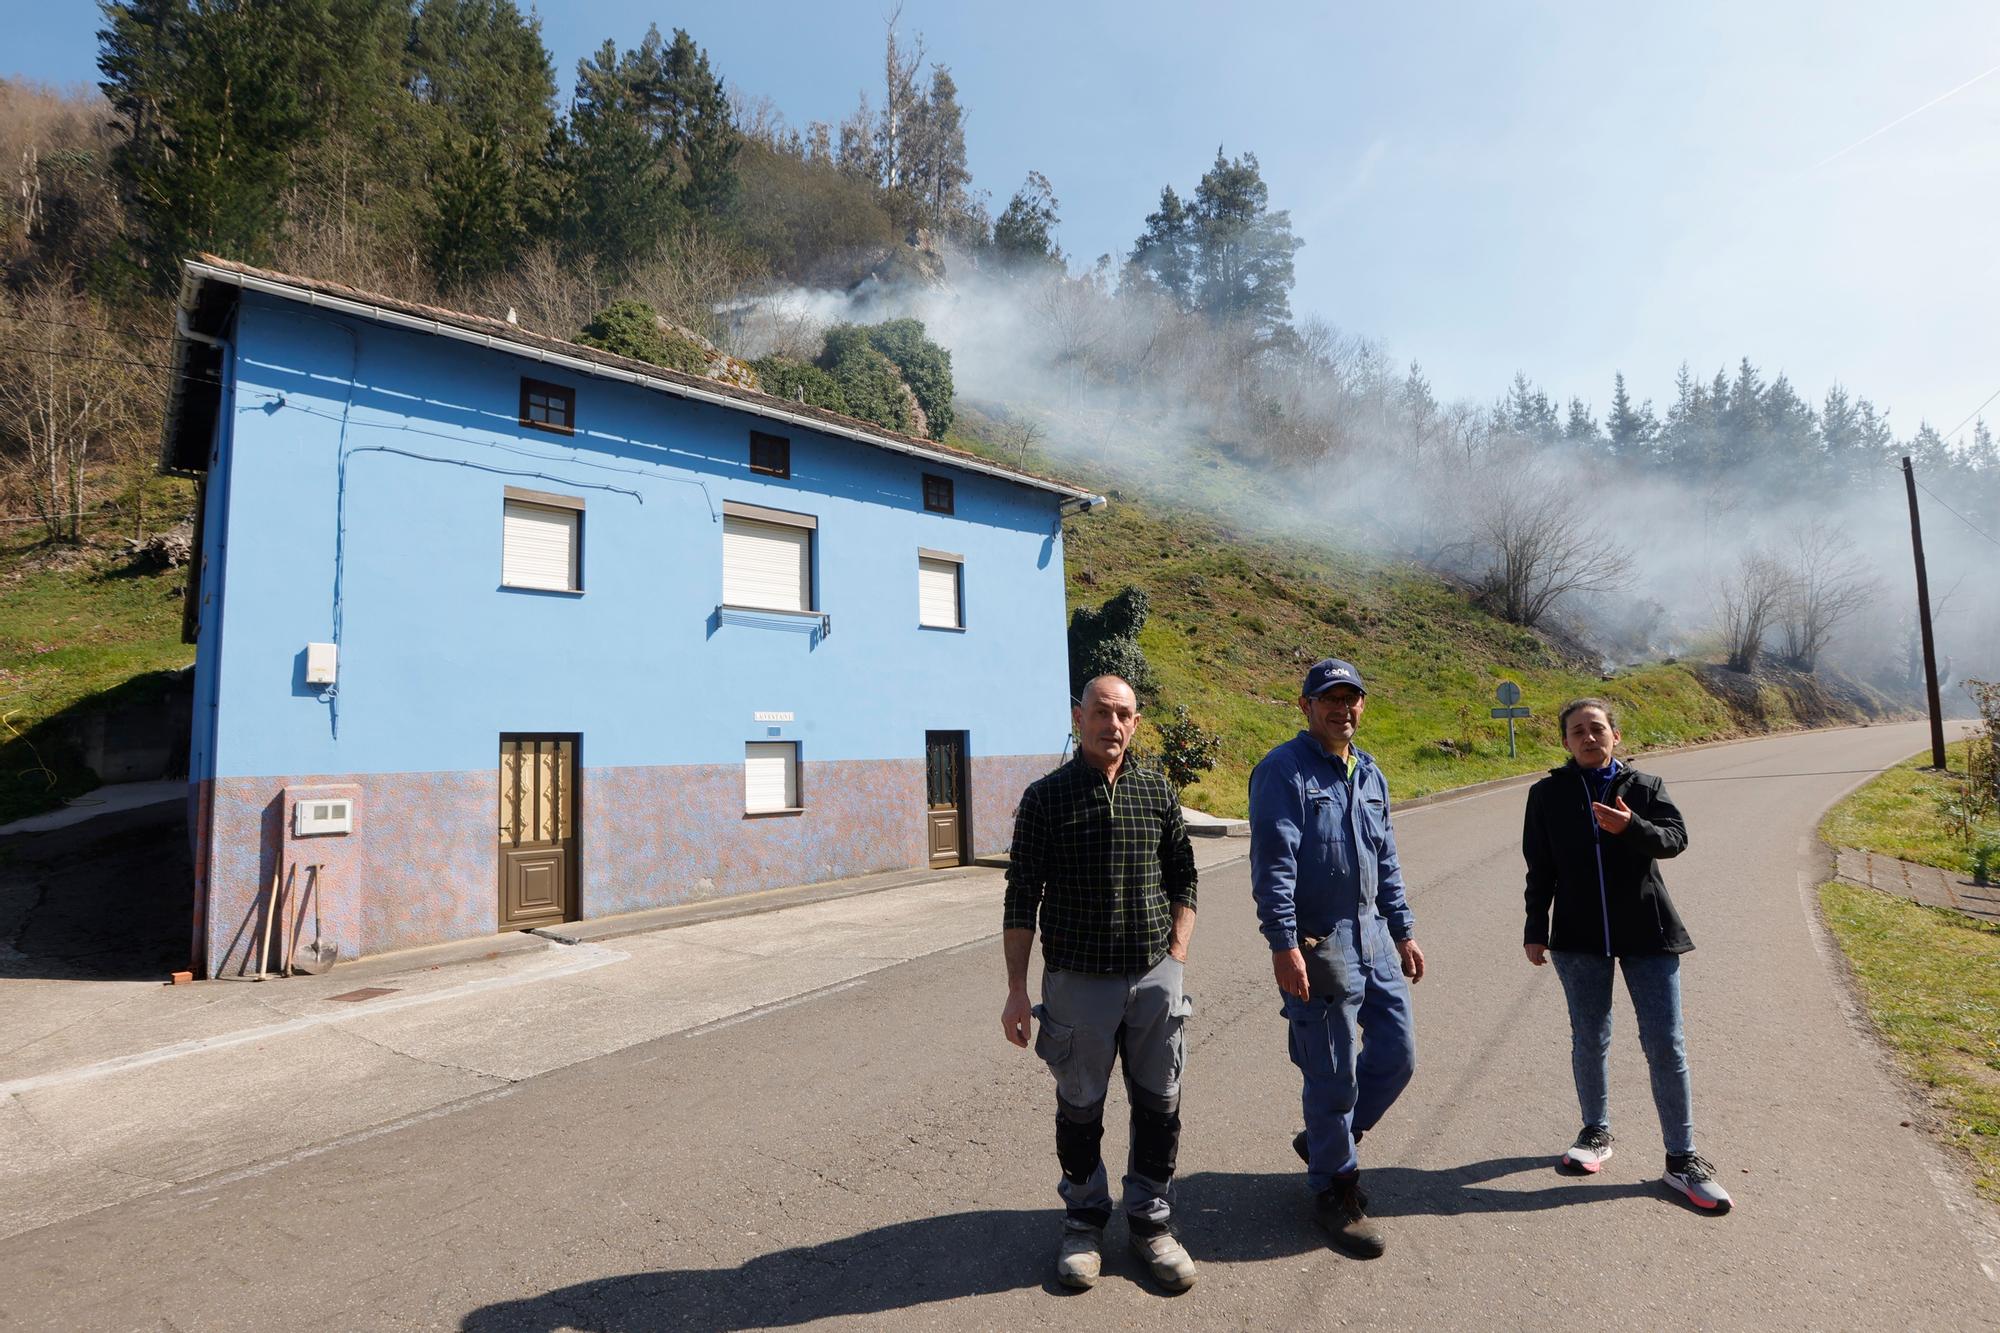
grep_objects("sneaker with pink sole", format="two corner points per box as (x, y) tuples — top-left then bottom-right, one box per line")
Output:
(1560, 1125), (1615, 1174)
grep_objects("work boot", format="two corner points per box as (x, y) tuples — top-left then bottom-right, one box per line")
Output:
(1054, 1222), (1103, 1290)
(1315, 1174), (1386, 1259)
(1293, 1130), (1368, 1209)
(1127, 1226), (1198, 1292)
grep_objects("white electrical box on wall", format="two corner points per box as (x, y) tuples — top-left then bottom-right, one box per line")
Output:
(305, 642), (338, 685)
(294, 798), (353, 836)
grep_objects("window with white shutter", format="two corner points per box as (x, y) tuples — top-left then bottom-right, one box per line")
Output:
(501, 489), (582, 592)
(918, 549), (963, 628)
(722, 502), (815, 612)
(744, 741), (800, 813)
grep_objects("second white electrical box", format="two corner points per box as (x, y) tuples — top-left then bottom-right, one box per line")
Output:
(305, 642), (338, 685)
(294, 798), (353, 836)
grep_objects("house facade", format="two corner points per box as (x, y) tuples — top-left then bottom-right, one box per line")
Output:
(164, 258), (1095, 978)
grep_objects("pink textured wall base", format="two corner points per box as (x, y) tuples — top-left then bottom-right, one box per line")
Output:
(197, 753), (1059, 975)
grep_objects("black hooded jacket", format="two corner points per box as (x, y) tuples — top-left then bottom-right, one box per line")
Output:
(1522, 760), (1693, 956)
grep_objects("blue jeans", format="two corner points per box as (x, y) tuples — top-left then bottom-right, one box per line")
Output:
(1550, 950), (1695, 1156)
(1283, 915), (1417, 1190)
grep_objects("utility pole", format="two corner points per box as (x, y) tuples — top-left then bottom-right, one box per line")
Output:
(1902, 456), (1949, 770)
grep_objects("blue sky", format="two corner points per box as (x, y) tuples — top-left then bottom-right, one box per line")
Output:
(15, 2), (2000, 441)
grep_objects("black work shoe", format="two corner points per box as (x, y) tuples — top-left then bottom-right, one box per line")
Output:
(1293, 1130), (1368, 1209)
(1314, 1175), (1386, 1258)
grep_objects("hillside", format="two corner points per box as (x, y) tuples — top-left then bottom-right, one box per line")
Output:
(943, 412), (1905, 819)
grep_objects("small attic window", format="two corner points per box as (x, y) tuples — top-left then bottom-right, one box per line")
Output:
(520, 378), (574, 435)
(923, 474), (955, 514)
(750, 430), (791, 479)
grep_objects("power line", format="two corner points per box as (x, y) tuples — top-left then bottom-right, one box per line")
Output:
(1943, 384), (2000, 442)
(0, 340), (197, 378)
(0, 342), (174, 372)
(1913, 476), (2000, 550)
(0, 311), (176, 341)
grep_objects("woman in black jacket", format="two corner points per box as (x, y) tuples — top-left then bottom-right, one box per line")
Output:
(1522, 698), (1732, 1213)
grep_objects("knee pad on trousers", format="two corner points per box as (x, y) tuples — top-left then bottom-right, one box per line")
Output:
(1056, 1102), (1105, 1184)
(1129, 1104), (1181, 1184)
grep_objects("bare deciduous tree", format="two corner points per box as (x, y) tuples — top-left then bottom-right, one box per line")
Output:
(1469, 460), (1634, 628)
(0, 279), (157, 543)
(1714, 547), (1794, 672)
(471, 243), (604, 340)
(626, 225), (760, 344)
(1777, 518), (1879, 672)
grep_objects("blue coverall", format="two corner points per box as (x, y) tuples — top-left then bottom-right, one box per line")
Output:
(1249, 733), (1418, 1188)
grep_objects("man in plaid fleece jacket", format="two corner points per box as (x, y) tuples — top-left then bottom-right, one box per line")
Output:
(1002, 675), (1200, 1292)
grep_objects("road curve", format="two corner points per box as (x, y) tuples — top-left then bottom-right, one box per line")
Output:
(2, 720), (1993, 1330)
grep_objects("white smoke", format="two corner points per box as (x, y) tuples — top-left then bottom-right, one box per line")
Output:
(718, 252), (1999, 705)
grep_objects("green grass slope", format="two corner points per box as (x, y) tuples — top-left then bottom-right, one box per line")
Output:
(0, 481), (197, 825)
(1060, 499), (1734, 817)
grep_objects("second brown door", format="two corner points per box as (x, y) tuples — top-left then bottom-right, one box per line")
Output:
(926, 731), (967, 868)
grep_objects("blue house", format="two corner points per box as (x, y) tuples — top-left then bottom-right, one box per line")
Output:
(162, 257), (1098, 978)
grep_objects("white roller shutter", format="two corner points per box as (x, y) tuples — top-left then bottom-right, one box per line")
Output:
(744, 742), (799, 812)
(502, 501), (578, 591)
(918, 556), (961, 628)
(723, 516), (811, 611)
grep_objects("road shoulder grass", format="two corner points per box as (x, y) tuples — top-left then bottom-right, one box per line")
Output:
(1818, 741), (2000, 1204)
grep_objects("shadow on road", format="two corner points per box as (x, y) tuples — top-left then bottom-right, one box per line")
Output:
(458, 1159), (1661, 1330)
(0, 800), (191, 980)
(459, 1207), (1055, 1332)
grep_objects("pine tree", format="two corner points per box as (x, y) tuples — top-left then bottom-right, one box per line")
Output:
(655, 28), (739, 219)
(1126, 185), (1195, 310)
(557, 37), (680, 277)
(1605, 372), (1659, 464)
(98, 0), (402, 287)
(1503, 372), (1559, 442)
(1189, 147), (1301, 346)
(907, 65), (970, 235)
(1563, 397), (1603, 449)
(403, 0), (559, 290)
(992, 171), (1062, 269)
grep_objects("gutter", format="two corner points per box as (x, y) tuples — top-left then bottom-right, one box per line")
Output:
(180, 260), (1105, 507)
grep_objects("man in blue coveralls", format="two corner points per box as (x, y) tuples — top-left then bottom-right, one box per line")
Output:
(1249, 657), (1426, 1258)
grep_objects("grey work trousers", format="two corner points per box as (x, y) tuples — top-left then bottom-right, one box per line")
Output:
(1032, 954), (1193, 1232)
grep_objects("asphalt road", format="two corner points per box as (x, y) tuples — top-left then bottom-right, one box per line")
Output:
(4, 720), (1996, 1330)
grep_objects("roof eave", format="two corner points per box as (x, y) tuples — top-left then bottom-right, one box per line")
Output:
(176, 258), (1100, 504)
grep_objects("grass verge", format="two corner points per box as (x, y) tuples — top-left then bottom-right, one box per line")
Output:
(1819, 740), (1993, 878)
(1818, 880), (2000, 1203)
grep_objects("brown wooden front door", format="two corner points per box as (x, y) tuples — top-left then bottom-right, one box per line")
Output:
(926, 731), (967, 868)
(499, 735), (577, 931)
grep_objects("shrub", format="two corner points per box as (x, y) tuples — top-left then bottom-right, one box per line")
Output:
(1068, 585), (1158, 704)
(817, 325), (912, 434)
(578, 300), (710, 376)
(750, 356), (849, 414)
(1157, 704), (1220, 792)
(863, 317), (954, 439)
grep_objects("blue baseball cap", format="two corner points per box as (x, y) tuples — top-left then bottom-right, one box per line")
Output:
(1302, 658), (1367, 697)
